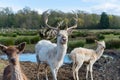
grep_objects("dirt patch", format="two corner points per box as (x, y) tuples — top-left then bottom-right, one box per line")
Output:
(0, 50), (120, 80)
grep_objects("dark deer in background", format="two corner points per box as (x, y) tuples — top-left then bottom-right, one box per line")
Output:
(39, 20), (63, 40)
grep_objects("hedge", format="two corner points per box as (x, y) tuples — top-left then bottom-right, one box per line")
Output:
(68, 40), (85, 52)
(0, 38), (14, 45)
(97, 34), (105, 40)
(86, 36), (97, 44)
(0, 36), (40, 46)
(106, 39), (120, 49)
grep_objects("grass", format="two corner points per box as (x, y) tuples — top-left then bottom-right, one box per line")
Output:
(0, 63), (6, 73)
(25, 44), (35, 53)
(0, 29), (120, 53)
(104, 34), (120, 41)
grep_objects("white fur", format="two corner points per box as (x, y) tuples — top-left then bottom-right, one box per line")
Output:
(35, 40), (57, 62)
(70, 40), (105, 80)
(35, 30), (68, 80)
(36, 10), (78, 80)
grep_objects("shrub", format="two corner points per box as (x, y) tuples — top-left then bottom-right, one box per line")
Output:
(0, 38), (14, 46)
(68, 40), (85, 52)
(30, 36), (40, 44)
(97, 34), (105, 40)
(2, 33), (17, 37)
(106, 39), (120, 49)
(113, 32), (120, 35)
(86, 36), (97, 44)
(15, 37), (30, 45)
(100, 31), (114, 35)
(70, 31), (88, 38)
(15, 31), (38, 36)
(15, 36), (40, 45)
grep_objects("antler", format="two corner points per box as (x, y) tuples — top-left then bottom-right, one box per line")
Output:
(57, 20), (64, 28)
(43, 10), (58, 30)
(67, 11), (78, 30)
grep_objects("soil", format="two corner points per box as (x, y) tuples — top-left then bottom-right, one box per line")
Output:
(0, 50), (120, 80)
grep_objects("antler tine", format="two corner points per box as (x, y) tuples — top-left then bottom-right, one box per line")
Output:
(43, 10), (58, 30)
(40, 25), (44, 28)
(57, 20), (64, 28)
(67, 11), (78, 30)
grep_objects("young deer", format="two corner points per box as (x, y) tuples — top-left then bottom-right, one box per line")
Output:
(69, 40), (105, 80)
(0, 42), (28, 80)
(35, 10), (78, 80)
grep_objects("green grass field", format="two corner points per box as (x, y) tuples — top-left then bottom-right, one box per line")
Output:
(0, 29), (120, 53)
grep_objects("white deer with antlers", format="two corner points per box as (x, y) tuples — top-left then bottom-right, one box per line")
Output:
(69, 40), (105, 80)
(35, 10), (78, 80)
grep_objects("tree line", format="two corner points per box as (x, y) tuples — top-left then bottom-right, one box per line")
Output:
(0, 7), (120, 29)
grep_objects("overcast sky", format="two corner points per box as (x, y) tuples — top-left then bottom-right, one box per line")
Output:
(0, 0), (120, 15)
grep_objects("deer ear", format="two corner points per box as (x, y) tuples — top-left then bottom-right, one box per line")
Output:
(17, 42), (26, 53)
(0, 44), (7, 53)
(67, 29), (73, 35)
(56, 29), (60, 35)
(95, 40), (99, 43)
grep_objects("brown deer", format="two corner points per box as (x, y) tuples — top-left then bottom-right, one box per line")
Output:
(0, 42), (28, 80)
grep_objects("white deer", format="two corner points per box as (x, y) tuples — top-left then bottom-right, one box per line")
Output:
(35, 10), (78, 80)
(69, 40), (105, 80)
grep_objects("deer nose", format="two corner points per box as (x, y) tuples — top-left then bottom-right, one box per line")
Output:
(10, 58), (16, 64)
(63, 37), (67, 42)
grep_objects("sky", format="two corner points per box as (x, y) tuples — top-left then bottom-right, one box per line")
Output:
(0, 0), (120, 15)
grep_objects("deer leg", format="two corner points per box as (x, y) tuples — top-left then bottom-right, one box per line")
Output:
(36, 55), (41, 80)
(50, 67), (57, 80)
(55, 68), (59, 77)
(36, 62), (40, 80)
(72, 61), (77, 80)
(45, 69), (48, 80)
(45, 64), (48, 80)
(89, 63), (94, 80)
(75, 61), (83, 80)
(86, 64), (90, 80)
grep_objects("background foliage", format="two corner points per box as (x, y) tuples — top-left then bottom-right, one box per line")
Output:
(0, 7), (120, 29)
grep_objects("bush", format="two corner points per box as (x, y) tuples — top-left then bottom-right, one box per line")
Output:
(2, 33), (17, 37)
(15, 31), (38, 36)
(113, 32), (120, 35)
(15, 36), (40, 45)
(106, 40), (120, 49)
(0, 38), (14, 46)
(70, 31), (88, 38)
(97, 34), (105, 40)
(30, 36), (40, 44)
(68, 40), (85, 51)
(15, 37), (30, 45)
(86, 36), (97, 44)
(100, 31), (114, 35)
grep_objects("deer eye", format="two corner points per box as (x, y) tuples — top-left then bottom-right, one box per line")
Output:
(98, 44), (102, 46)
(58, 34), (61, 36)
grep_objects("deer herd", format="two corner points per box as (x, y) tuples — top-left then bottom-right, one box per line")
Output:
(0, 10), (106, 80)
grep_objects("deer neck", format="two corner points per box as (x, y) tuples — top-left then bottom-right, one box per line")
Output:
(10, 62), (24, 80)
(56, 42), (67, 62)
(95, 47), (104, 59)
